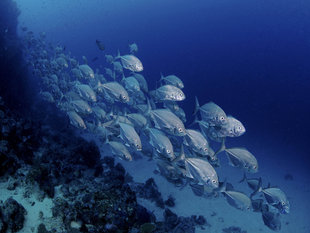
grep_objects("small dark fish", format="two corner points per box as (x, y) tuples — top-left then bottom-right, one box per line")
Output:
(22, 26), (28, 31)
(284, 173), (293, 181)
(262, 210), (281, 231)
(96, 40), (105, 51)
(92, 57), (99, 62)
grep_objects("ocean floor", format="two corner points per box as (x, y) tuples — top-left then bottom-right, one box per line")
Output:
(0, 132), (309, 233)
(106, 136), (310, 233)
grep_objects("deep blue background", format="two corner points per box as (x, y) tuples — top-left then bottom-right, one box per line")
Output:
(15, 0), (310, 167)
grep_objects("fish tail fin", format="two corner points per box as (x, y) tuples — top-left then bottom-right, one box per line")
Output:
(149, 90), (156, 100)
(193, 96), (200, 115)
(107, 107), (114, 120)
(145, 97), (152, 115)
(143, 124), (150, 133)
(123, 107), (128, 116)
(215, 179), (227, 193)
(188, 114), (199, 127)
(104, 133), (109, 144)
(115, 49), (121, 59)
(59, 92), (64, 102)
(250, 177), (262, 198)
(239, 172), (247, 183)
(171, 144), (186, 165)
(214, 137), (226, 157)
(112, 72), (116, 81)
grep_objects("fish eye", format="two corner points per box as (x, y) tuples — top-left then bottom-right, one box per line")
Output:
(220, 116), (225, 120)
(282, 202), (285, 205)
(204, 148), (208, 152)
(253, 165), (257, 169)
(166, 149), (171, 154)
(122, 95), (126, 99)
(212, 179), (216, 183)
(178, 128), (183, 132)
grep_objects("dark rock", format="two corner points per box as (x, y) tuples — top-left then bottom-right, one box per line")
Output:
(223, 226), (247, 233)
(164, 209), (179, 229)
(191, 215), (207, 225)
(37, 223), (52, 233)
(164, 195), (175, 207)
(135, 205), (156, 225)
(134, 178), (165, 208)
(1, 197), (27, 233)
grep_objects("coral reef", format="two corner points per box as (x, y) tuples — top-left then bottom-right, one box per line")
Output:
(0, 197), (27, 233)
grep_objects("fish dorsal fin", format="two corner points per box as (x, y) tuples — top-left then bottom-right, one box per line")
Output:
(193, 96), (200, 115)
(115, 49), (121, 59)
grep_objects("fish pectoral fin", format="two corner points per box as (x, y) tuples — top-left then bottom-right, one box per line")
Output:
(203, 185), (213, 194)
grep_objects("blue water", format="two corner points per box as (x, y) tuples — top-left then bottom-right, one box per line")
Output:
(16, 0), (310, 162)
(8, 0), (310, 231)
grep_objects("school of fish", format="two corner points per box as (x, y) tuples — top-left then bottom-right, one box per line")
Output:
(22, 31), (288, 231)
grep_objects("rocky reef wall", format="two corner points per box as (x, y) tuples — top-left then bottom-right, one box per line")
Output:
(0, 0), (36, 112)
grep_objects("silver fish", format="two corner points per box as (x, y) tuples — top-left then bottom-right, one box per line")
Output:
(133, 73), (148, 92)
(116, 51), (143, 72)
(222, 190), (252, 211)
(119, 122), (142, 151)
(70, 99), (92, 115)
(49, 74), (58, 83)
(79, 64), (95, 79)
(92, 106), (106, 121)
(67, 111), (86, 129)
(56, 57), (68, 68)
(39, 91), (54, 103)
(194, 97), (227, 126)
(148, 128), (175, 161)
(71, 68), (83, 79)
(122, 75), (140, 93)
(126, 113), (148, 129)
(262, 210), (281, 231)
(75, 84), (97, 102)
(113, 61), (123, 74)
(129, 42), (138, 54)
(107, 140), (133, 161)
(105, 54), (114, 64)
(184, 157), (219, 190)
(184, 129), (209, 156)
(225, 147), (258, 173)
(101, 82), (129, 103)
(164, 102), (186, 123)
(105, 68), (114, 78)
(215, 116), (246, 138)
(261, 187), (290, 214)
(148, 108), (186, 136)
(160, 74), (184, 89)
(151, 85), (185, 102)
